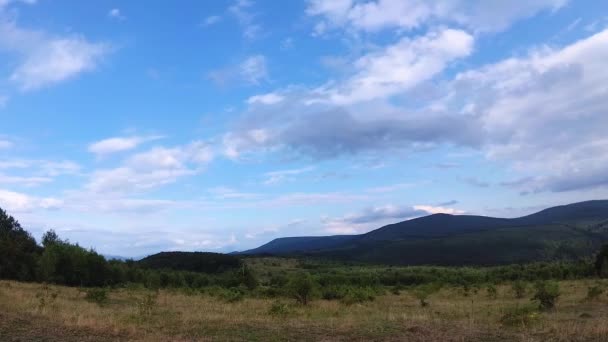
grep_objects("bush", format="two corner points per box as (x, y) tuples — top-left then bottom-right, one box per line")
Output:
(222, 288), (245, 303)
(412, 284), (440, 307)
(500, 305), (540, 327)
(512, 281), (527, 299)
(85, 288), (108, 306)
(585, 284), (604, 301)
(532, 281), (560, 310)
(287, 273), (315, 305)
(340, 287), (375, 305)
(268, 301), (291, 316)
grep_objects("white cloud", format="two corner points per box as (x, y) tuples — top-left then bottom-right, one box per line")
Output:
(108, 8), (126, 20)
(228, 0), (261, 40)
(202, 15), (222, 26)
(247, 92), (284, 105)
(0, 15), (109, 91)
(445, 29), (608, 193)
(313, 28), (473, 105)
(239, 55), (268, 85)
(0, 174), (52, 187)
(87, 141), (213, 194)
(0, 189), (62, 212)
(88, 136), (163, 156)
(263, 166), (314, 185)
(413, 205), (465, 215)
(0, 139), (12, 149)
(207, 55), (269, 87)
(307, 0), (567, 34)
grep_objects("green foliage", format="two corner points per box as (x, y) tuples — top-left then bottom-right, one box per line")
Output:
(222, 288), (245, 303)
(267, 301), (291, 316)
(37, 235), (108, 287)
(0, 208), (39, 281)
(412, 284), (440, 307)
(512, 280), (527, 299)
(500, 305), (540, 327)
(137, 251), (241, 274)
(287, 273), (316, 305)
(595, 245), (608, 278)
(85, 288), (108, 306)
(532, 281), (560, 310)
(340, 287), (376, 305)
(585, 283), (604, 301)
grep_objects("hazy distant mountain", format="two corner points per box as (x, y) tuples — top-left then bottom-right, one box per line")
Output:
(238, 200), (608, 265)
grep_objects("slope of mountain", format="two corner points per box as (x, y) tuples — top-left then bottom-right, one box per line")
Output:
(238, 200), (608, 265)
(240, 235), (356, 255)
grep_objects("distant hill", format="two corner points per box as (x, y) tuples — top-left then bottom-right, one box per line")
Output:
(238, 200), (608, 266)
(138, 251), (241, 273)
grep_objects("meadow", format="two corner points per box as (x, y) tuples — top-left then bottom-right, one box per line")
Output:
(1, 258), (608, 342)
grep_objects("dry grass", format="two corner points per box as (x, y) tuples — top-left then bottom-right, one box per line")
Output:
(1, 280), (607, 341)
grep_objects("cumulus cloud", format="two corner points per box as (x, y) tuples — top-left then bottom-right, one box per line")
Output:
(87, 141), (213, 194)
(0, 11), (109, 91)
(312, 29), (474, 105)
(227, 28), (608, 195)
(0, 189), (62, 212)
(307, 0), (567, 34)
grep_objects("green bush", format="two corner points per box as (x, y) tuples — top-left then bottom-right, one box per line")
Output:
(85, 288), (108, 306)
(585, 284), (604, 301)
(412, 284), (440, 307)
(268, 301), (291, 316)
(340, 287), (375, 305)
(222, 288), (245, 303)
(531, 281), (560, 310)
(287, 273), (316, 305)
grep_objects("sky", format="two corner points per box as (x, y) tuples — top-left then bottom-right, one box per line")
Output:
(0, 0), (607, 257)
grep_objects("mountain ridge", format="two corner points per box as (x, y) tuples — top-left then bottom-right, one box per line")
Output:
(237, 200), (608, 265)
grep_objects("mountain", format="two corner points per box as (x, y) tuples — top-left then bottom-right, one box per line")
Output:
(138, 251), (241, 273)
(238, 200), (608, 266)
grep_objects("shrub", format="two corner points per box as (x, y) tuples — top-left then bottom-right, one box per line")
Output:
(35, 284), (58, 313)
(268, 301), (291, 316)
(585, 284), (604, 301)
(512, 281), (527, 299)
(532, 281), (560, 310)
(340, 287), (375, 305)
(500, 305), (540, 327)
(222, 288), (245, 303)
(412, 284), (440, 307)
(85, 288), (108, 306)
(287, 273), (315, 305)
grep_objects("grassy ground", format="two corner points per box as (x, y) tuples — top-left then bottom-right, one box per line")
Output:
(1, 278), (607, 341)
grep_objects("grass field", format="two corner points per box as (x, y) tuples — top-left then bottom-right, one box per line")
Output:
(1, 277), (607, 342)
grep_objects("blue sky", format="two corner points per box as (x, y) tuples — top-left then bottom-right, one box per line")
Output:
(1, 0), (607, 256)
